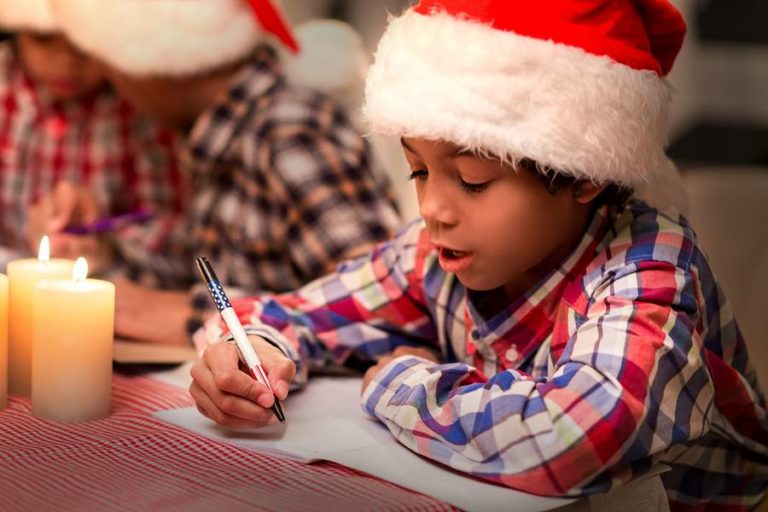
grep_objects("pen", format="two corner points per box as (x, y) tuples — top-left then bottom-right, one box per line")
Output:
(61, 209), (154, 235)
(195, 256), (285, 423)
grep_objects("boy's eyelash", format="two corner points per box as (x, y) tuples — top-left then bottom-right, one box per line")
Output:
(460, 179), (490, 193)
(408, 169), (490, 193)
(408, 169), (428, 181)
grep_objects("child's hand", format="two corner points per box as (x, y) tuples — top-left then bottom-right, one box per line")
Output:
(26, 181), (103, 250)
(189, 335), (296, 428)
(361, 346), (440, 394)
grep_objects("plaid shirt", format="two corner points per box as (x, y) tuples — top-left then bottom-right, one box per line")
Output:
(0, 43), (185, 275)
(166, 47), (400, 333)
(202, 200), (768, 510)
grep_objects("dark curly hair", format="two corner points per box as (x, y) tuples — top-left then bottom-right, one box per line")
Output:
(518, 158), (633, 210)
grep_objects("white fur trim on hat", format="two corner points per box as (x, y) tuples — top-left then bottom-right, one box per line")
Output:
(0, 0), (56, 32)
(364, 10), (675, 188)
(52, 0), (265, 77)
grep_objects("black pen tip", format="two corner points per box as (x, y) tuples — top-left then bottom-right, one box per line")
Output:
(273, 400), (285, 423)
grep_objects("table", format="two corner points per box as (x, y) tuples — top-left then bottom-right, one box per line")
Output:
(0, 373), (455, 512)
(0, 370), (669, 512)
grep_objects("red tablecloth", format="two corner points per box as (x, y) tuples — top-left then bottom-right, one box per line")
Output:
(0, 374), (455, 512)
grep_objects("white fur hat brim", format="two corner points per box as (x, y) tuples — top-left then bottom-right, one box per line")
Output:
(0, 0), (56, 32)
(363, 10), (675, 188)
(52, 0), (264, 77)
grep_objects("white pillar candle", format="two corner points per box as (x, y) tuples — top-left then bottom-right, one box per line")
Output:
(32, 257), (114, 422)
(7, 237), (74, 396)
(0, 273), (8, 409)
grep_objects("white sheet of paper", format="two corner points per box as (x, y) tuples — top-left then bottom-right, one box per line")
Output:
(154, 377), (577, 512)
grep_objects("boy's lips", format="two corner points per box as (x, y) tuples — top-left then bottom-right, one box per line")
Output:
(436, 245), (475, 273)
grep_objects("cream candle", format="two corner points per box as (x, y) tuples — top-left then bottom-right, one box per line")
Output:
(7, 237), (74, 396)
(1, 273), (8, 409)
(32, 257), (114, 422)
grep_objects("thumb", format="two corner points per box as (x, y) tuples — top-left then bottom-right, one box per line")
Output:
(47, 182), (79, 232)
(250, 336), (295, 400)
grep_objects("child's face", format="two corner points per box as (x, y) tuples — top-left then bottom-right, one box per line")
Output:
(105, 69), (197, 131)
(17, 32), (105, 101)
(402, 137), (600, 298)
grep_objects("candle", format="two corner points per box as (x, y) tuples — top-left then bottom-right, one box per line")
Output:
(7, 237), (74, 396)
(0, 273), (7, 409)
(32, 257), (114, 422)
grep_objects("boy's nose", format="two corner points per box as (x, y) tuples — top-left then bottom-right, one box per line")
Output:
(418, 183), (459, 228)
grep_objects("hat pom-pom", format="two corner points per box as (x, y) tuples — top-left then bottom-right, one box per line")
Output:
(283, 19), (370, 111)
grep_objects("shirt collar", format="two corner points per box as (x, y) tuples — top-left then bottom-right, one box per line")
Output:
(467, 204), (614, 341)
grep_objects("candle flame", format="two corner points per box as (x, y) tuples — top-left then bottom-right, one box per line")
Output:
(72, 257), (88, 285)
(38, 236), (50, 263)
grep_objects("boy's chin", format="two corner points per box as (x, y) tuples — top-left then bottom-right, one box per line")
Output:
(455, 274), (505, 293)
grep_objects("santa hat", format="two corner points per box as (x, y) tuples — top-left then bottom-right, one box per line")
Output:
(51, 0), (299, 77)
(364, 0), (688, 190)
(0, 0), (57, 32)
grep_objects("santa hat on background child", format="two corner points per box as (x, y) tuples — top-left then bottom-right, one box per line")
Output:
(49, 0), (369, 106)
(0, 0), (57, 32)
(364, 0), (689, 210)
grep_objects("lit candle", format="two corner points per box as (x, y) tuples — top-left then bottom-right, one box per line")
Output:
(32, 257), (114, 422)
(7, 237), (74, 396)
(0, 273), (7, 409)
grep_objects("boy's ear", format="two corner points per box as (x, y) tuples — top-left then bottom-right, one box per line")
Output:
(573, 182), (605, 204)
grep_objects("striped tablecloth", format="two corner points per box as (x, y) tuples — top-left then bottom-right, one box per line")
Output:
(0, 373), (455, 512)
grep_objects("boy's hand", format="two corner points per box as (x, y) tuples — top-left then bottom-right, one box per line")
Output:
(26, 182), (112, 273)
(361, 346), (440, 395)
(189, 336), (296, 428)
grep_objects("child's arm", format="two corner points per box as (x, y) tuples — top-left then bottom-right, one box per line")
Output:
(361, 260), (713, 497)
(198, 221), (440, 385)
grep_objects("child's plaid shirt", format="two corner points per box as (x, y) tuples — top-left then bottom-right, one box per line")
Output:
(203, 201), (768, 510)
(164, 47), (402, 333)
(0, 44), (185, 277)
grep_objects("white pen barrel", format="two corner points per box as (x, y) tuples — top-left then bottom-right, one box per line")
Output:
(221, 308), (262, 369)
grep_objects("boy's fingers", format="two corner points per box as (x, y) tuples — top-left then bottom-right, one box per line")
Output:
(190, 381), (273, 428)
(392, 345), (439, 362)
(251, 337), (295, 400)
(190, 358), (274, 423)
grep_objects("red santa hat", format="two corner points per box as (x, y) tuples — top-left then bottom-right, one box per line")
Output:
(51, 0), (299, 77)
(0, 0), (57, 32)
(364, 0), (688, 189)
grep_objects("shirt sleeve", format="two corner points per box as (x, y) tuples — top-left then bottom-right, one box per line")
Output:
(267, 104), (401, 281)
(197, 222), (438, 386)
(361, 260), (714, 497)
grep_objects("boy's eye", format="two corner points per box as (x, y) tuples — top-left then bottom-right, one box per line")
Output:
(460, 179), (490, 193)
(408, 169), (428, 181)
(29, 33), (57, 45)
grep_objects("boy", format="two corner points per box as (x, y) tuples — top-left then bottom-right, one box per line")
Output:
(191, 0), (768, 509)
(0, 0), (184, 275)
(53, 0), (401, 346)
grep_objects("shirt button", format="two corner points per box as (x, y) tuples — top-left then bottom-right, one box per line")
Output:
(505, 346), (519, 363)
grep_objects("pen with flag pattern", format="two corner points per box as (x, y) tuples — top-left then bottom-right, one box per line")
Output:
(195, 256), (285, 423)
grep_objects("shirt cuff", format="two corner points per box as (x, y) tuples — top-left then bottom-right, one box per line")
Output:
(360, 355), (436, 420)
(241, 324), (307, 387)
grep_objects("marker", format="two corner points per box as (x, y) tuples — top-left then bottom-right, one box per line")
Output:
(61, 210), (154, 235)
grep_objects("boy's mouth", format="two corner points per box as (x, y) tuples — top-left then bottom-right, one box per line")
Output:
(437, 247), (475, 273)
(441, 248), (468, 259)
